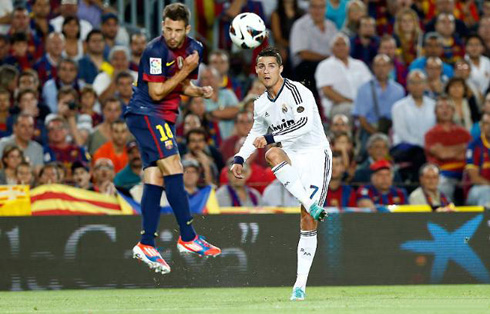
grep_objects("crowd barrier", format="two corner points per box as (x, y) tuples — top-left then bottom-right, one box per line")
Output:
(1, 212), (488, 291)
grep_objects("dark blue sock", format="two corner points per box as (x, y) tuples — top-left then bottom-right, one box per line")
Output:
(164, 174), (196, 241)
(140, 183), (163, 246)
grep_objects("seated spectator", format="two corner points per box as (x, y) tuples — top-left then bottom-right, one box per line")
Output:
(350, 16), (379, 65)
(290, 0), (338, 97)
(353, 133), (403, 185)
(340, 0), (366, 38)
(0, 65), (19, 94)
(325, 152), (356, 208)
(183, 128), (224, 186)
(216, 162), (262, 207)
(93, 46), (137, 102)
(30, 0), (54, 42)
(78, 0), (105, 29)
(33, 32), (65, 85)
(378, 35), (407, 87)
(17, 69), (40, 93)
(42, 58), (84, 113)
(4, 33), (34, 71)
(465, 112), (490, 207)
(93, 120), (129, 173)
(16, 161), (34, 186)
(435, 14), (464, 66)
(50, 0), (93, 41)
(316, 33), (372, 120)
(454, 59), (483, 108)
(43, 116), (88, 179)
(182, 159), (203, 197)
(425, 57), (446, 99)
(184, 97), (221, 147)
(9, 88), (49, 142)
(470, 94), (490, 140)
(61, 16), (83, 61)
(478, 17), (490, 57)
(37, 163), (62, 186)
(0, 89), (10, 136)
(129, 33), (146, 72)
(8, 5), (42, 59)
(424, 0), (468, 38)
(445, 77), (480, 131)
(393, 8), (422, 67)
(331, 132), (356, 181)
(200, 66), (239, 140)
(114, 140), (141, 191)
(262, 179), (298, 207)
(425, 95), (471, 201)
(92, 158), (117, 195)
(0, 113), (44, 170)
(0, 35), (8, 65)
(101, 13), (129, 57)
(71, 160), (92, 190)
(115, 71), (134, 109)
(353, 54), (405, 155)
(0, 145), (24, 185)
(219, 111), (254, 162)
(465, 34), (490, 97)
(78, 30), (107, 84)
(209, 50), (243, 99)
(409, 32), (454, 79)
(79, 85), (102, 127)
(46, 86), (91, 147)
(391, 70), (435, 182)
(327, 113), (351, 140)
(356, 160), (408, 210)
(87, 97), (122, 155)
(409, 163), (453, 211)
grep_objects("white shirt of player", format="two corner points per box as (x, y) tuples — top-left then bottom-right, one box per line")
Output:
(315, 56), (372, 118)
(236, 79), (329, 162)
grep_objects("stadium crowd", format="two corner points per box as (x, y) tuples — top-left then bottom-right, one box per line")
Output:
(0, 0), (489, 211)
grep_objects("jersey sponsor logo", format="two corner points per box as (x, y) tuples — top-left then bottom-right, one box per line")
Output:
(297, 106), (304, 113)
(166, 60), (175, 67)
(149, 58), (162, 74)
(271, 119), (295, 132)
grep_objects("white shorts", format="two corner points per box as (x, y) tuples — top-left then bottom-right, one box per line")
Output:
(285, 147), (332, 206)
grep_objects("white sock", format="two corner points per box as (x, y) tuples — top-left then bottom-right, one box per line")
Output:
(293, 230), (318, 291)
(272, 161), (314, 210)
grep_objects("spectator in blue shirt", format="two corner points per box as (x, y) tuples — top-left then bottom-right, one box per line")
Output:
(78, 30), (107, 84)
(114, 140), (142, 191)
(409, 32), (454, 79)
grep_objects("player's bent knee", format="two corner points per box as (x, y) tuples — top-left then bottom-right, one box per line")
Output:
(265, 147), (287, 165)
(143, 167), (164, 185)
(157, 155), (183, 176)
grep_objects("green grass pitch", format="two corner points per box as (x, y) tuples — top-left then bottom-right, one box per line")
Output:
(0, 285), (489, 313)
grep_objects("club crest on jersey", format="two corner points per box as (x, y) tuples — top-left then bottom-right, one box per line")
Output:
(165, 140), (173, 150)
(150, 58), (162, 74)
(271, 119), (294, 131)
(282, 104), (288, 113)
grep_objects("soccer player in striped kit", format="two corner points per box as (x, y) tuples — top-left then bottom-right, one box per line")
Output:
(125, 3), (220, 275)
(231, 47), (332, 300)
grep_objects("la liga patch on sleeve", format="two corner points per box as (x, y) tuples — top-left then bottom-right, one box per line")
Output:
(149, 58), (162, 74)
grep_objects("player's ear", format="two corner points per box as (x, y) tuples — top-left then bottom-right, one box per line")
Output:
(185, 24), (191, 35)
(279, 65), (283, 74)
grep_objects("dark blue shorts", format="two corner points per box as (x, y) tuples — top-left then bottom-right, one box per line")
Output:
(125, 113), (179, 168)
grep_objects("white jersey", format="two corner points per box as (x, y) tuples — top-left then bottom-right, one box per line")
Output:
(236, 79), (330, 162)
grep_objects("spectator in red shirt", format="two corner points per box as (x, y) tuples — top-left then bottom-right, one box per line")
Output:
(43, 116), (88, 180)
(325, 152), (356, 209)
(8, 5), (43, 60)
(465, 112), (490, 206)
(425, 95), (471, 201)
(93, 119), (129, 173)
(4, 33), (34, 71)
(0, 35), (10, 65)
(356, 160), (408, 210)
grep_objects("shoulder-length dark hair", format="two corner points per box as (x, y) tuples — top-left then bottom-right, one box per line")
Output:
(444, 77), (470, 98)
(62, 16), (81, 40)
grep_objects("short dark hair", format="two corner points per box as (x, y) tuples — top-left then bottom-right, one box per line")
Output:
(465, 33), (485, 46)
(17, 88), (38, 103)
(10, 32), (28, 44)
(57, 85), (78, 101)
(58, 57), (78, 71)
(101, 97), (121, 110)
(256, 47), (283, 66)
(163, 3), (191, 26)
(13, 113), (33, 126)
(2, 145), (24, 168)
(39, 163), (60, 181)
(186, 127), (207, 143)
(0, 65), (19, 89)
(445, 77), (469, 98)
(110, 119), (126, 129)
(86, 29), (103, 43)
(115, 71), (134, 84)
(130, 32), (146, 44)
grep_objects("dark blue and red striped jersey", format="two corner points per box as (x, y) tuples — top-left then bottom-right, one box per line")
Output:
(326, 184), (357, 208)
(465, 134), (490, 181)
(127, 35), (203, 123)
(356, 184), (408, 206)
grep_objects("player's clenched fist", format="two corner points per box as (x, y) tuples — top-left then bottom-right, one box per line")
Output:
(253, 136), (267, 148)
(230, 163), (244, 179)
(183, 51), (199, 73)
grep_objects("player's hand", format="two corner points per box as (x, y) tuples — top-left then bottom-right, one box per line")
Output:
(201, 86), (213, 98)
(230, 163), (244, 179)
(253, 136), (267, 149)
(182, 51), (199, 74)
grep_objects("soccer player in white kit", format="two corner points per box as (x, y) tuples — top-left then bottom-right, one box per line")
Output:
(231, 47), (332, 301)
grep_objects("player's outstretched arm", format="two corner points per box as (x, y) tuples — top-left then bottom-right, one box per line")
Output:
(148, 51), (199, 101)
